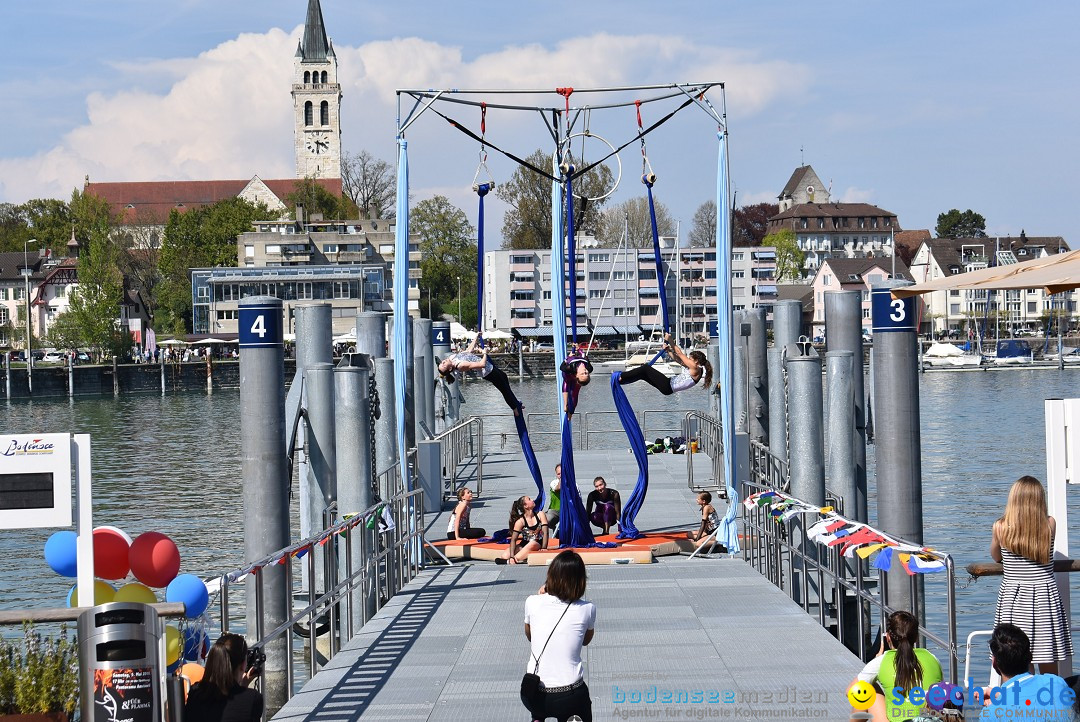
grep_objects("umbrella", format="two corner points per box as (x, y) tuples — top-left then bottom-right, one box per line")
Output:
(449, 322), (476, 340)
(482, 329), (513, 341)
(191, 338), (236, 346)
(333, 332), (357, 344)
(158, 339), (188, 347)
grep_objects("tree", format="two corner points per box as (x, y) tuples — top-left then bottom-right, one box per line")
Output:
(935, 209), (987, 239)
(411, 196), (477, 321)
(688, 200), (716, 247)
(341, 150), (396, 220)
(497, 149), (614, 249)
(765, 229), (805, 282)
(157, 197), (269, 333)
(734, 202), (779, 247)
(595, 197), (676, 248)
(64, 190), (127, 357)
(286, 178), (356, 221)
(114, 208), (164, 323)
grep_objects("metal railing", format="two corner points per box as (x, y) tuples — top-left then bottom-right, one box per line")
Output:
(431, 415), (483, 499)
(741, 474), (959, 682)
(749, 439), (790, 494)
(525, 412), (584, 447)
(683, 410), (722, 491)
(217, 477), (427, 707)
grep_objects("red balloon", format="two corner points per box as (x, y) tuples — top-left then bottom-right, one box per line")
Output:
(93, 526), (131, 580)
(129, 532), (181, 588)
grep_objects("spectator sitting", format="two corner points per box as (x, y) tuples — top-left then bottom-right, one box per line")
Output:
(498, 496), (548, 565)
(447, 487), (485, 540)
(851, 610), (942, 722)
(585, 477), (621, 537)
(546, 464), (562, 537)
(979, 623), (1074, 718)
(687, 491), (721, 549)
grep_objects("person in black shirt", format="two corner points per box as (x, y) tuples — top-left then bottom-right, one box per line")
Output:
(184, 633), (263, 722)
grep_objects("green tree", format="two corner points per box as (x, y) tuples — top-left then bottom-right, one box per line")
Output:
(765, 229), (805, 282)
(935, 209), (987, 239)
(64, 190), (128, 357)
(595, 197), (676, 248)
(411, 196), (477, 320)
(286, 178), (357, 221)
(497, 149), (614, 249)
(157, 197), (269, 333)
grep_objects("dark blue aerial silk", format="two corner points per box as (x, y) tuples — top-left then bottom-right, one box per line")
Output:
(476, 181), (544, 506)
(613, 372), (648, 538)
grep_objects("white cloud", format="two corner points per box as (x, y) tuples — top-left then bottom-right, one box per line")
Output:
(0, 28), (808, 205)
(839, 186), (875, 204)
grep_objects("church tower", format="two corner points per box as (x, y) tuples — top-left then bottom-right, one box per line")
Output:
(292, 0), (342, 180)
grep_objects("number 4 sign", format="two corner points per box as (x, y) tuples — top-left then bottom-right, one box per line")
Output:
(239, 302), (283, 348)
(870, 287), (917, 333)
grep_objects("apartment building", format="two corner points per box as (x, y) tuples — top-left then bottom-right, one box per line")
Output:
(191, 217), (420, 335)
(482, 243), (776, 342)
(908, 234), (1074, 337)
(808, 257), (912, 338)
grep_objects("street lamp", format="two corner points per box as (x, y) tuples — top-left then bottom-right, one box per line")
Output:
(457, 276), (462, 323)
(23, 238), (44, 395)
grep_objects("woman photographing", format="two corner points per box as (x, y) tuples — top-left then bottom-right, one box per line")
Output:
(184, 633), (263, 722)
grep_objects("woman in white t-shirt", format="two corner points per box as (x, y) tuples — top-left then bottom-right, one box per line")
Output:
(523, 550), (595, 722)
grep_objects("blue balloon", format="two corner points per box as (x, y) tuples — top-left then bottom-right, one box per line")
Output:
(165, 574), (209, 619)
(45, 531), (78, 577)
(182, 625), (209, 661)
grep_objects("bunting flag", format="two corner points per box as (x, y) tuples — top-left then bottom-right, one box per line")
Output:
(744, 489), (946, 574)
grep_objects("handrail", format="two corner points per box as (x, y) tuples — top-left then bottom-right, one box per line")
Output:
(431, 415), (483, 498)
(741, 476), (959, 682)
(216, 468), (429, 710)
(683, 410), (723, 491)
(0, 602), (187, 625)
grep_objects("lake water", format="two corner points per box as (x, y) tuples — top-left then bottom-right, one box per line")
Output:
(3, 367), (1079, 679)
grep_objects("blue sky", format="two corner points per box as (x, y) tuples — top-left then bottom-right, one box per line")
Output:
(2, 1), (1078, 242)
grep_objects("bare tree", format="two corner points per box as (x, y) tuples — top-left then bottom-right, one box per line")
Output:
(341, 150), (396, 220)
(595, 197), (676, 248)
(688, 200), (716, 247)
(114, 209), (163, 322)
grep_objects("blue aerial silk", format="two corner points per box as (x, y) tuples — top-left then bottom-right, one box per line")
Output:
(613, 372), (647, 538)
(475, 183), (491, 348)
(644, 178), (671, 334)
(552, 159), (593, 547)
(716, 131), (738, 554)
(394, 138), (411, 492)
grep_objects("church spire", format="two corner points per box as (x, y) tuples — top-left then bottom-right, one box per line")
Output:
(300, 0), (332, 61)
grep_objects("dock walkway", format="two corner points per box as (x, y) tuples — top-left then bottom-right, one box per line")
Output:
(273, 450), (864, 721)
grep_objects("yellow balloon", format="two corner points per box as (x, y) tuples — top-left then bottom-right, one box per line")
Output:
(67, 580), (117, 607)
(165, 625), (181, 666)
(115, 583), (158, 604)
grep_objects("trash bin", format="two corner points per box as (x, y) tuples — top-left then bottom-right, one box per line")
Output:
(79, 602), (162, 722)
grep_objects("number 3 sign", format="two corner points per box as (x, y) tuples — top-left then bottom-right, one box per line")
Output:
(239, 302), (283, 348)
(870, 287), (916, 333)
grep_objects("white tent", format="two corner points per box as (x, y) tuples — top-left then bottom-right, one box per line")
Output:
(895, 249), (1080, 297)
(482, 329), (514, 341)
(450, 322), (476, 340)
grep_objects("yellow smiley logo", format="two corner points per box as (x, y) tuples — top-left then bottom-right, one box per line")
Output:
(847, 680), (877, 710)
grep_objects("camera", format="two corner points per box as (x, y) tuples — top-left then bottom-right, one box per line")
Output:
(246, 647), (266, 671)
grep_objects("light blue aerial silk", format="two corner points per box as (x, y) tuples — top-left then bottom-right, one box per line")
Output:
(716, 131), (739, 554)
(394, 138), (411, 492)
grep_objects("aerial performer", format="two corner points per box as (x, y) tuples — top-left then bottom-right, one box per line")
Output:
(560, 348), (593, 420)
(437, 333), (522, 415)
(617, 333), (713, 396)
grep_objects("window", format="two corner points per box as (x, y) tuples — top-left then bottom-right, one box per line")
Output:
(510, 254), (533, 264)
(380, 244), (393, 255)
(588, 253), (610, 263)
(588, 271), (609, 281)
(509, 272), (534, 283)
(511, 290), (534, 301)
(324, 244), (338, 253)
(612, 270), (635, 281)
(542, 290), (552, 300)
(218, 309), (239, 321)
(950, 304), (961, 315)
(640, 305), (658, 317)
(197, 286), (209, 301)
(321, 71), (327, 83)
(732, 270), (745, 279)
(320, 101), (329, 126)
(245, 245), (255, 258)
(704, 269), (717, 280)
(823, 274), (831, 286)
(705, 253), (716, 262)
(542, 272), (551, 281)
(639, 269), (657, 280)
(614, 307), (626, 316)
(333, 281), (352, 299)
(0, 289), (6, 300)
(950, 290), (960, 297)
(0, 307), (7, 324)
(297, 282), (313, 300)
(304, 101), (313, 126)
(863, 308), (871, 319)
(266, 244), (281, 255)
(304, 71), (311, 84)
(1027, 302), (1037, 313)
(733, 252), (744, 261)
(588, 289), (608, 299)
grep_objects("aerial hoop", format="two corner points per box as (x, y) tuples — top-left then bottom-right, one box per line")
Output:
(556, 132), (622, 202)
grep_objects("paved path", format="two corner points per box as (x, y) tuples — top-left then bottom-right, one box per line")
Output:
(272, 451), (865, 721)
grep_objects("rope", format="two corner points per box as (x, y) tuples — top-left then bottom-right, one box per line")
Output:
(474, 182), (492, 347)
(514, 407), (546, 509)
(564, 166), (580, 345)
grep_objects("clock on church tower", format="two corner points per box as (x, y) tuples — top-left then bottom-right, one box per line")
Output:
(292, 0), (341, 180)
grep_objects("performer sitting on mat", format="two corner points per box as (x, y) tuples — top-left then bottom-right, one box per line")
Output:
(560, 347), (593, 420)
(447, 487), (486, 540)
(438, 333), (522, 415)
(498, 495), (549, 564)
(617, 333), (712, 396)
(585, 476), (622, 537)
(687, 491), (721, 548)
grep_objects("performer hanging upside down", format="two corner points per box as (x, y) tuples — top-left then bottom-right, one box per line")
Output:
(560, 348), (593, 419)
(617, 333), (712, 395)
(438, 334), (522, 415)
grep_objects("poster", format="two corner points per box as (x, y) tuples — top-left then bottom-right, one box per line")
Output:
(93, 667), (155, 722)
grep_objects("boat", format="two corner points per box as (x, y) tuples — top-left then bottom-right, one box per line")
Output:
(624, 353), (684, 377)
(922, 342), (983, 369)
(625, 332), (666, 355)
(991, 339), (1034, 365)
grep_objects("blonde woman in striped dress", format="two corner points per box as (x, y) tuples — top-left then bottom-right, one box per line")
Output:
(991, 475), (1073, 675)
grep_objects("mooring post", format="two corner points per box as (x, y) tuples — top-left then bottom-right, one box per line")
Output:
(69, 353), (75, 399)
(5, 352), (11, 400)
(773, 299), (803, 348)
(374, 357), (399, 498)
(205, 352), (213, 395)
(732, 311), (748, 433)
(112, 357), (119, 397)
(403, 320), (415, 454)
(334, 361), (374, 630)
(871, 280), (923, 614)
(707, 343), (721, 420)
(786, 343), (825, 607)
(746, 308), (769, 444)
(305, 362), (337, 593)
(413, 318), (434, 441)
(431, 321), (451, 432)
(238, 296), (289, 713)
(295, 304), (333, 546)
(356, 311), (387, 359)
(825, 351), (856, 516)
(825, 290), (869, 523)
(767, 348), (787, 464)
